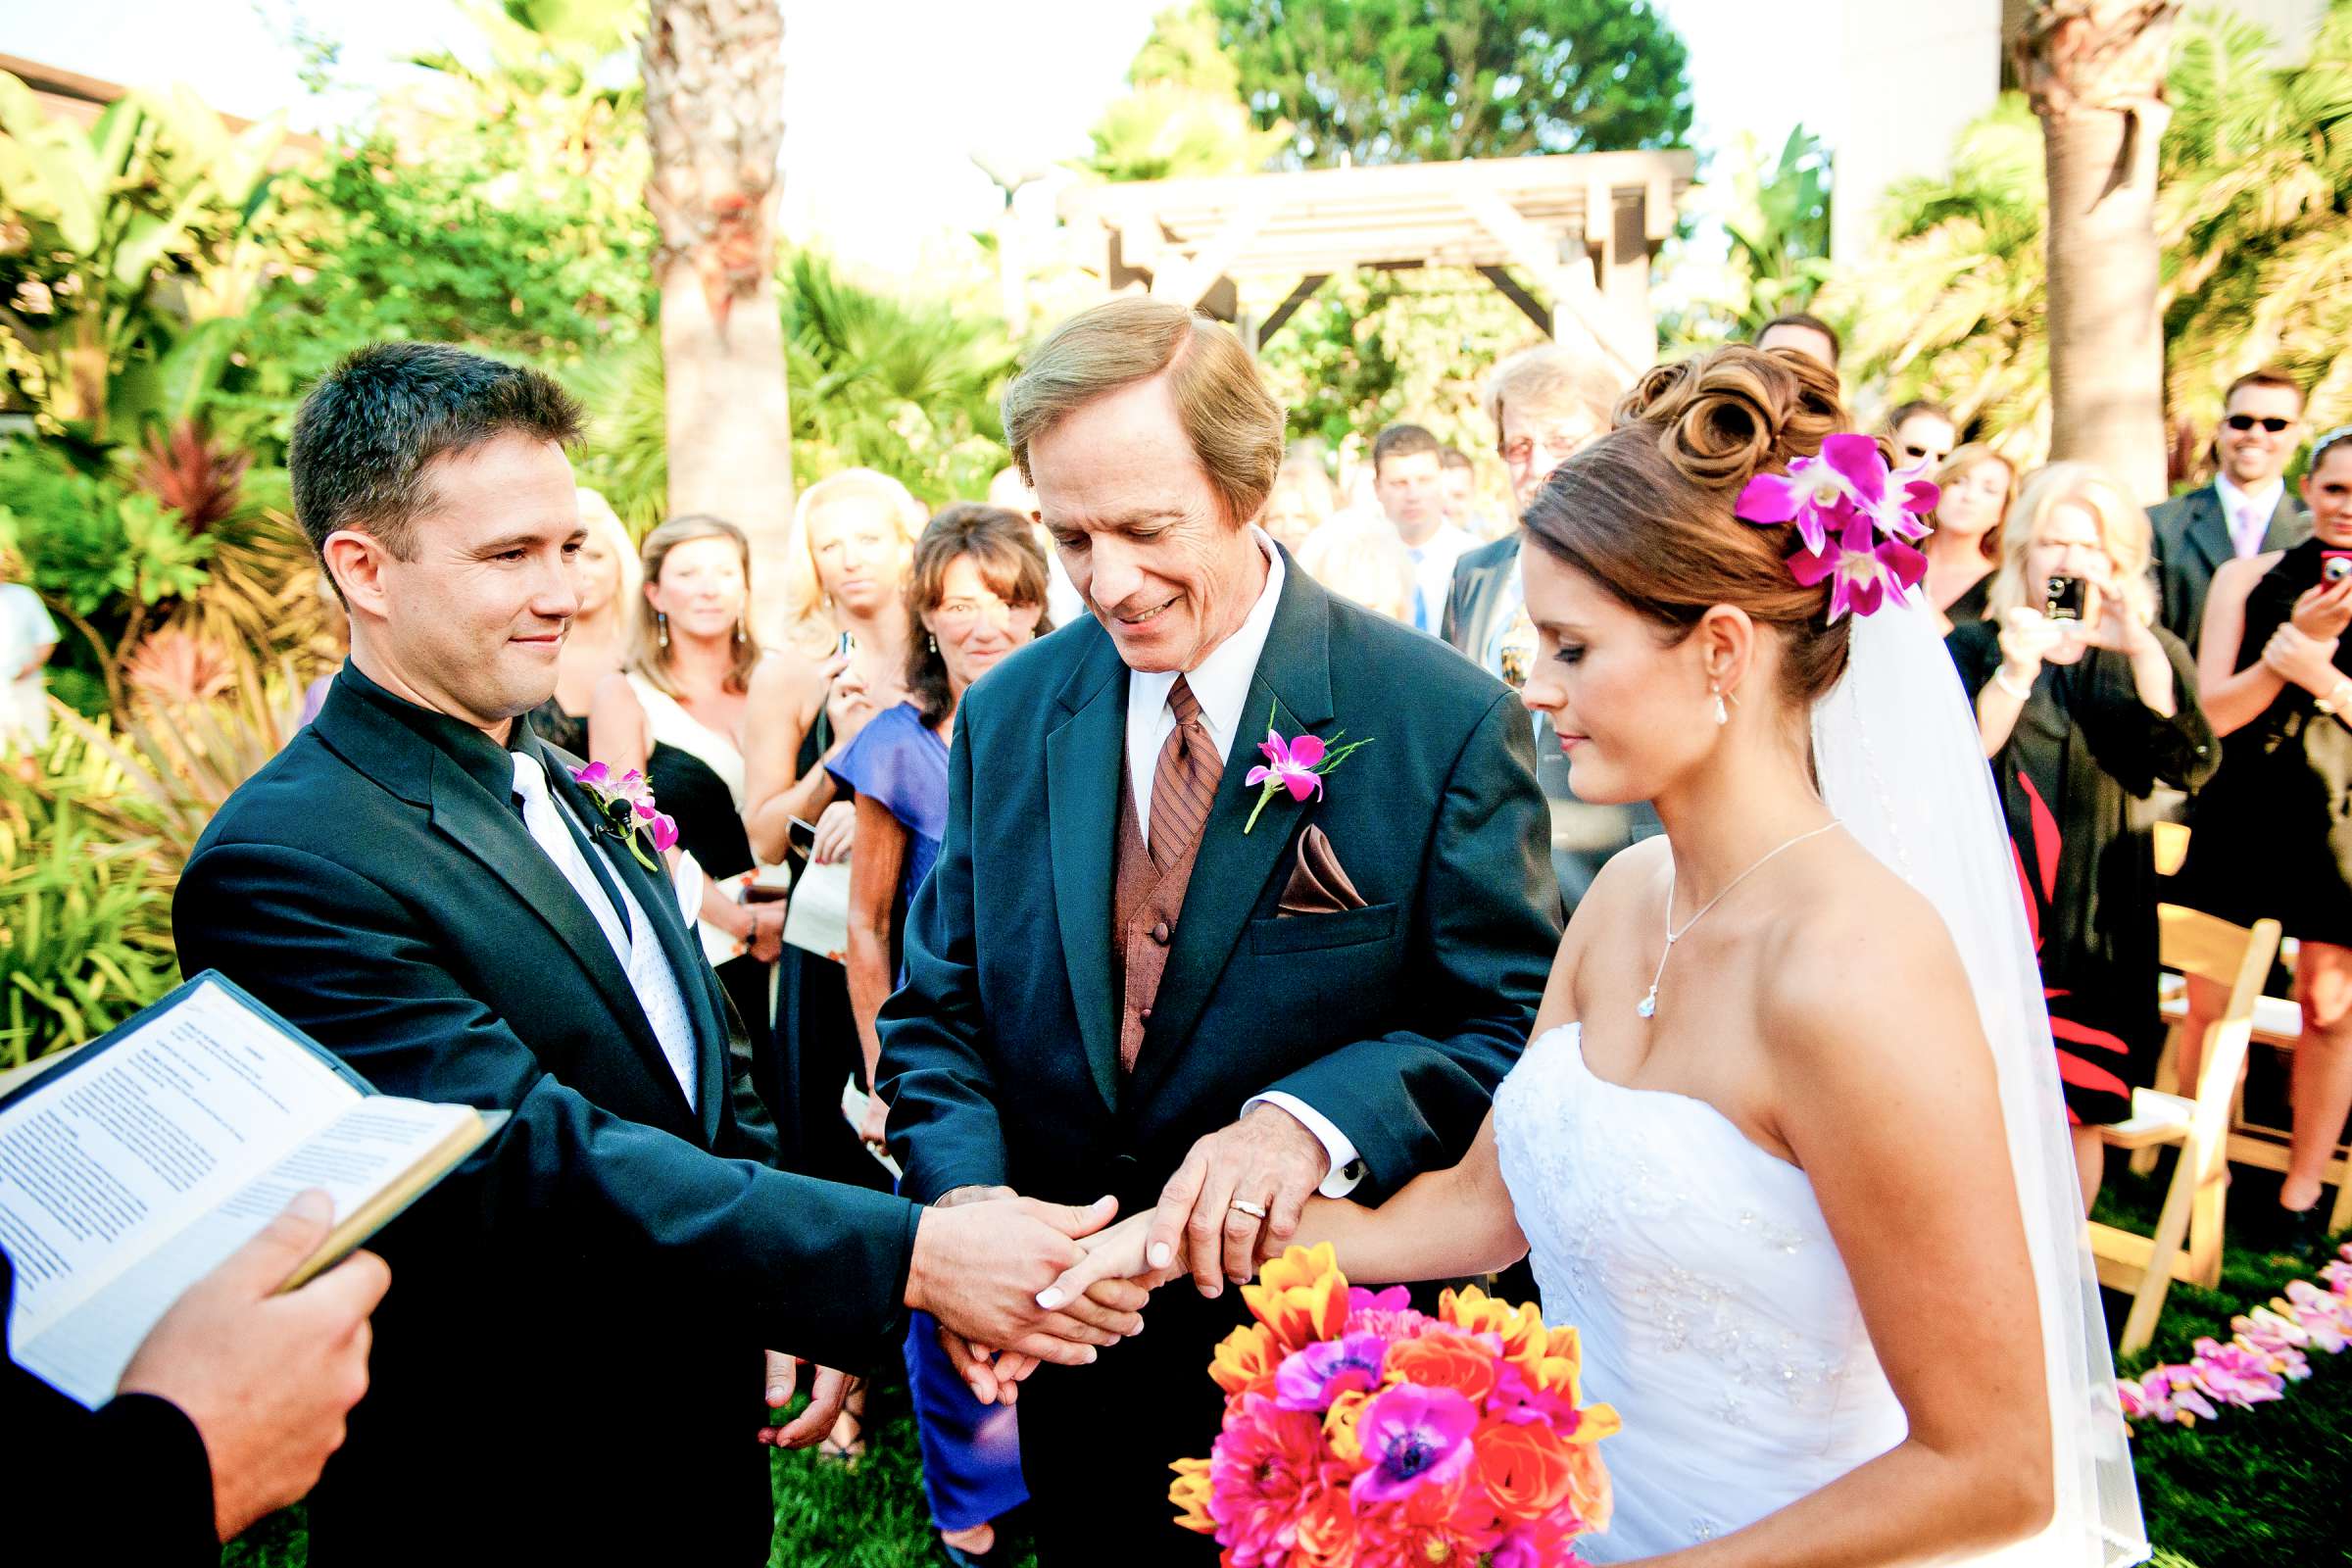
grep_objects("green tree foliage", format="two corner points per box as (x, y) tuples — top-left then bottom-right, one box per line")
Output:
(1825, 1), (2352, 463)
(1816, 98), (2050, 455)
(1079, 3), (1290, 181)
(571, 253), (1015, 528)
(1256, 268), (1540, 456)
(1208, 0), (1692, 166)
(0, 75), (285, 441)
(229, 18), (656, 450)
(1664, 125), (1834, 348)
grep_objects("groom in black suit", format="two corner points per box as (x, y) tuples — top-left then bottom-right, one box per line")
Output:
(175, 344), (1136, 1563)
(877, 300), (1561, 1560)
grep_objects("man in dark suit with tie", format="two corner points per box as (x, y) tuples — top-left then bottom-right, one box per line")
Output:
(2152, 366), (2313, 651)
(876, 300), (1562, 1562)
(173, 343), (1136, 1564)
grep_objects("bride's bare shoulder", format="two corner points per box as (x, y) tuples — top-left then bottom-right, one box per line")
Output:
(1757, 838), (1989, 1092)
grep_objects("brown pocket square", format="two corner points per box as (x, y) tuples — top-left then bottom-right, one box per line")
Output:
(1278, 824), (1368, 916)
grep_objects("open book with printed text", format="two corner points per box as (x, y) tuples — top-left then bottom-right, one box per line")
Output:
(0, 972), (501, 1408)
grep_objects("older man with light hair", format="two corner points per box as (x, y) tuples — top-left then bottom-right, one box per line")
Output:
(877, 297), (1560, 1562)
(1439, 344), (1623, 677)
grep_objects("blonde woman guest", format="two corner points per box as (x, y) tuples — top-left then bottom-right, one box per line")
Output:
(2174, 426), (2352, 1258)
(743, 469), (923, 867)
(1944, 463), (2216, 1207)
(1925, 445), (2016, 631)
(1297, 511), (1414, 622)
(589, 517), (782, 1076)
(830, 505), (1048, 1563)
(738, 470), (921, 1403)
(1260, 448), (1335, 556)
(528, 487), (638, 756)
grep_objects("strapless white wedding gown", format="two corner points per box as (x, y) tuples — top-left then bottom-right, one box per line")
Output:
(1493, 1022), (1909, 1562)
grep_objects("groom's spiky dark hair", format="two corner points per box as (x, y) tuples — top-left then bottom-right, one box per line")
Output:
(289, 341), (582, 566)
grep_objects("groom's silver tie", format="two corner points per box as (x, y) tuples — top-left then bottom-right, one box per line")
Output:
(1149, 675), (1222, 874)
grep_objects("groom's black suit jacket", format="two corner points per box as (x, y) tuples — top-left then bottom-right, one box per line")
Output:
(173, 667), (919, 1565)
(877, 561), (1560, 1553)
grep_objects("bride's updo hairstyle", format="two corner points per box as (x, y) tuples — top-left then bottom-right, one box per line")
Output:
(1522, 345), (1852, 708)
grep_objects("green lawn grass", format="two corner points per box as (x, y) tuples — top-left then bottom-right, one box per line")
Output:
(220, 1166), (2349, 1568)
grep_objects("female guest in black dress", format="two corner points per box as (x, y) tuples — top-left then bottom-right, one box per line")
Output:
(1924, 444), (2013, 632)
(2174, 427), (2352, 1254)
(1946, 462), (2217, 1209)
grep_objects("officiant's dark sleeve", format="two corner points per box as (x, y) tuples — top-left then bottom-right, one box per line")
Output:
(173, 844), (919, 1372)
(874, 702), (1010, 1204)
(1260, 687), (1559, 1201)
(3, 1248), (220, 1564)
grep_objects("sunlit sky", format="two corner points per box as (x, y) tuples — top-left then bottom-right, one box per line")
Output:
(1, 0), (1815, 274)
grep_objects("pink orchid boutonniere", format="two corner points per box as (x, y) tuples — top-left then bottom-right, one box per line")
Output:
(1241, 699), (1373, 834)
(570, 761), (680, 871)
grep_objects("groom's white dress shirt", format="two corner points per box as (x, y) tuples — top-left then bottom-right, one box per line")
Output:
(1120, 528), (1364, 1199)
(512, 750), (700, 1108)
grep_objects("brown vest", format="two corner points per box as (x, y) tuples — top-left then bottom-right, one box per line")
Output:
(1111, 766), (1208, 1072)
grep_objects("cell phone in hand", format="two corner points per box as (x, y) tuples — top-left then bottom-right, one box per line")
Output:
(2042, 575), (2087, 621)
(2323, 551), (2352, 585)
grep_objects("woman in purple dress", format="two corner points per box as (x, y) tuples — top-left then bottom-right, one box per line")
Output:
(829, 504), (1052, 1565)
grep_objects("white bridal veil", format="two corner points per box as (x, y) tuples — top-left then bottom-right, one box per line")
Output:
(1812, 592), (2150, 1567)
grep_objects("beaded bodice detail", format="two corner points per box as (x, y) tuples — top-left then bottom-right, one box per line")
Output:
(1492, 1023), (1908, 1560)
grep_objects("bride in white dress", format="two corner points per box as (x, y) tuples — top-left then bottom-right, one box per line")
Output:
(1057, 347), (2145, 1565)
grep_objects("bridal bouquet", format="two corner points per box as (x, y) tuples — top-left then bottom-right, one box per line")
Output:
(1171, 1244), (1618, 1566)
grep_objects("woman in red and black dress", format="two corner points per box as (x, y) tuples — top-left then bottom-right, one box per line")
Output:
(1945, 462), (2218, 1209)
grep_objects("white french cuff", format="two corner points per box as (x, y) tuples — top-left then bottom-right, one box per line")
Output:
(1244, 1092), (1366, 1199)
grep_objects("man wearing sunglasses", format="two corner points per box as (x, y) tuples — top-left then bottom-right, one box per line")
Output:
(2154, 366), (2313, 651)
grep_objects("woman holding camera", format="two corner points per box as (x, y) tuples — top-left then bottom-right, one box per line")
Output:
(1945, 462), (2217, 1208)
(2174, 427), (2352, 1256)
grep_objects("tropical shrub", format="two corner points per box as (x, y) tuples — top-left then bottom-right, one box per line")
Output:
(571, 253), (1016, 524)
(0, 747), (177, 1068)
(1823, 2), (2352, 462)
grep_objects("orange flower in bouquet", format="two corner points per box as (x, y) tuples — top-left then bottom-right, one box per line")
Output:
(1172, 1245), (1618, 1566)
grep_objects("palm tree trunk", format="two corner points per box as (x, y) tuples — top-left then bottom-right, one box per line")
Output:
(642, 0), (796, 633)
(2017, 0), (2180, 504)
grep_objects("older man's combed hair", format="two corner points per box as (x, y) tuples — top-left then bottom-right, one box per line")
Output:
(1001, 297), (1285, 531)
(288, 342), (583, 564)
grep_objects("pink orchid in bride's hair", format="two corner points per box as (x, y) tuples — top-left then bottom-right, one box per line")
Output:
(1788, 510), (1929, 621)
(1734, 432), (1886, 554)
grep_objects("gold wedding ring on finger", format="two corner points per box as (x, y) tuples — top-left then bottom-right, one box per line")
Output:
(1228, 1198), (1269, 1220)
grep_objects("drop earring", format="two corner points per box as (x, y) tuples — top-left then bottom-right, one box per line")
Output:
(734, 619), (746, 646)
(1711, 684), (1729, 727)
(657, 611), (669, 650)
(928, 632), (939, 654)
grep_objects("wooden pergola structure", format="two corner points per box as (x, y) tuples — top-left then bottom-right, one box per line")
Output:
(1058, 149), (1697, 377)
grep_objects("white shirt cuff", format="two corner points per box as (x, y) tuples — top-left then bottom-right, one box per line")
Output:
(1245, 1092), (1366, 1198)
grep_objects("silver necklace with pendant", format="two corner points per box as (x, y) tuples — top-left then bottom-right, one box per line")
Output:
(1637, 820), (1841, 1020)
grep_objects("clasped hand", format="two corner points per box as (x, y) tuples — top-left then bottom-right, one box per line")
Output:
(912, 1106), (1330, 1402)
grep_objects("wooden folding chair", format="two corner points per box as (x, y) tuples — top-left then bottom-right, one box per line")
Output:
(2093, 905), (2282, 1355)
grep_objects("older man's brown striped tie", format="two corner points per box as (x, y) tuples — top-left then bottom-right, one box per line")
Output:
(1148, 674), (1222, 872)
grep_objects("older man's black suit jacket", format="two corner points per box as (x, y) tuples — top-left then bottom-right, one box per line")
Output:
(174, 666), (919, 1565)
(876, 561), (1560, 1556)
